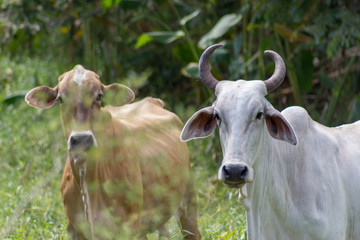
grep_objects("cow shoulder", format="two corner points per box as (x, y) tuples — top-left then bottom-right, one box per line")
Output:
(105, 97), (183, 129)
(138, 97), (184, 128)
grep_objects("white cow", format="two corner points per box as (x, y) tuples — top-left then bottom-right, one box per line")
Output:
(181, 44), (360, 240)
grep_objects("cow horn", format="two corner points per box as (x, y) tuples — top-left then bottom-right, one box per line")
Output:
(263, 50), (286, 93)
(199, 44), (223, 91)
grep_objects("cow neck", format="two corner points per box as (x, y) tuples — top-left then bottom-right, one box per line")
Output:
(245, 133), (292, 226)
(78, 120), (128, 207)
(69, 121), (119, 238)
(84, 120), (120, 182)
(73, 118), (138, 234)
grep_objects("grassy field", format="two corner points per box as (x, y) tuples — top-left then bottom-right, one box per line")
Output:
(0, 58), (247, 239)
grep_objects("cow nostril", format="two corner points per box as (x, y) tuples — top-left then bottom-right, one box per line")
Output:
(240, 166), (248, 178)
(222, 163), (249, 183)
(69, 132), (96, 151)
(223, 165), (230, 180)
(70, 137), (79, 147)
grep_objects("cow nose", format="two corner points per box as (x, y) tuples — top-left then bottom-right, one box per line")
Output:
(68, 131), (97, 151)
(222, 163), (249, 184)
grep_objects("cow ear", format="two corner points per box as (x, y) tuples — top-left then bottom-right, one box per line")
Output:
(103, 83), (135, 106)
(265, 105), (297, 145)
(180, 106), (217, 142)
(25, 86), (58, 109)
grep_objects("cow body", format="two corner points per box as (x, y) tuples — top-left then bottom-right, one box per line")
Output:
(246, 106), (360, 239)
(181, 44), (360, 240)
(26, 65), (200, 239)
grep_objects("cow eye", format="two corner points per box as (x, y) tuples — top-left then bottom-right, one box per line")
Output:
(256, 112), (264, 120)
(96, 94), (103, 102)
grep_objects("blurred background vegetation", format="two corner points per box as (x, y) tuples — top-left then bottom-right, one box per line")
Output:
(0, 0), (359, 239)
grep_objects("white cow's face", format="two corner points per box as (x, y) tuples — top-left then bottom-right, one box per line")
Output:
(181, 44), (297, 189)
(181, 80), (297, 188)
(214, 81), (267, 188)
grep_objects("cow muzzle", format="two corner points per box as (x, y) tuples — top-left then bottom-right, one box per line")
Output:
(218, 162), (253, 188)
(68, 131), (97, 171)
(68, 131), (98, 151)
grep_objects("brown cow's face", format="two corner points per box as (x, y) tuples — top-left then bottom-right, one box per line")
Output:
(57, 66), (105, 169)
(25, 65), (135, 169)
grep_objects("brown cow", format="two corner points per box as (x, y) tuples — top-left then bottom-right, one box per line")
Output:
(25, 65), (201, 240)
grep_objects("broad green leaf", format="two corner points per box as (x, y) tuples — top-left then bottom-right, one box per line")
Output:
(1, 91), (28, 105)
(102, 0), (122, 9)
(179, 9), (201, 26)
(198, 14), (242, 49)
(135, 31), (185, 49)
(145, 31), (184, 44)
(135, 34), (153, 49)
(102, 0), (112, 9)
(181, 63), (199, 79)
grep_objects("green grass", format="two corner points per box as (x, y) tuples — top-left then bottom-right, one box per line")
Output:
(0, 58), (246, 239)
(0, 103), (67, 239)
(188, 139), (247, 240)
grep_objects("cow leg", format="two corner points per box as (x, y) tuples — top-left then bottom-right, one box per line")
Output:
(179, 180), (201, 240)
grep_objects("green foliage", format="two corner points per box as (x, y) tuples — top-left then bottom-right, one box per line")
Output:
(0, 57), (66, 239)
(136, 31), (185, 48)
(181, 63), (199, 79)
(0, 98), (67, 239)
(198, 13), (242, 49)
(188, 137), (247, 240)
(179, 9), (201, 26)
(0, 0), (360, 238)
(102, 0), (122, 9)
(309, 7), (360, 58)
